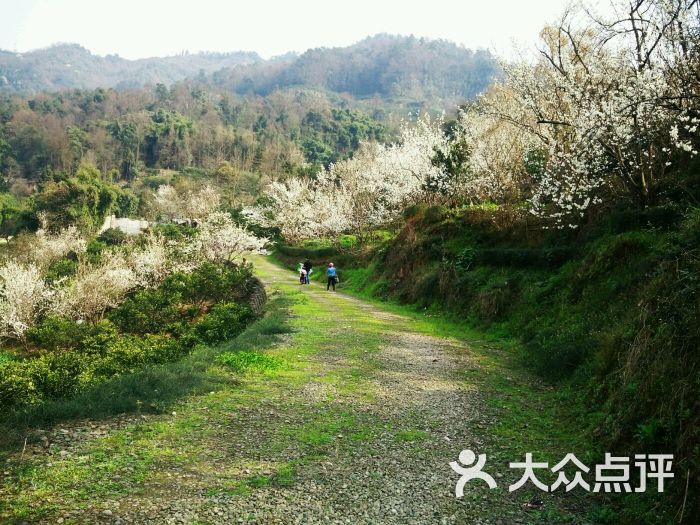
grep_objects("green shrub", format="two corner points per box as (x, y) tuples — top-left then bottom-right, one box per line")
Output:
(476, 246), (575, 268)
(84, 239), (107, 264)
(115, 192), (139, 217)
(413, 271), (440, 306)
(0, 260), (261, 413)
(150, 223), (196, 240)
(477, 283), (515, 322)
(402, 204), (425, 219)
(525, 323), (590, 380)
(29, 352), (89, 399)
(422, 205), (447, 224)
(169, 262), (254, 305)
(0, 362), (38, 407)
(45, 258), (78, 282)
(26, 317), (118, 352)
(98, 227), (128, 245)
(455, 246), (477, 272)
(141, 175), (172, 190)
(92, 335), (186, 378)
(0, 352), (13, 367)
(77, 321), (121, 355)
(108, 287), (187, 335)
(194, 302), (254, 345)
(601, 204), (683, 234)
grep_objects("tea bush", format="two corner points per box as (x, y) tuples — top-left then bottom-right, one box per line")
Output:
(193, 302), (254, 345)
(0, 261), (261, 412)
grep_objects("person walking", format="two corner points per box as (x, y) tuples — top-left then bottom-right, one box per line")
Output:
(303, 258), (313, 285)
(326, 262), (338, 291)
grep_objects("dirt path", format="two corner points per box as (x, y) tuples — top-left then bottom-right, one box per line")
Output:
(0, 256), (585, 524)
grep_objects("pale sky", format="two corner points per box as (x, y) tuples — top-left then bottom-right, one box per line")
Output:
(0, 0), (589, 59)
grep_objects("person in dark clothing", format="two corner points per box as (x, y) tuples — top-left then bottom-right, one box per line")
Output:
(302, 259), (313, 284)
(326, 262), (337, 291)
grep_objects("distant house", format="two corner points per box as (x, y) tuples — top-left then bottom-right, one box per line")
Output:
(99, 215), (149, 235)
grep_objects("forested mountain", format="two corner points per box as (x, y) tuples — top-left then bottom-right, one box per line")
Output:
(0, 44), (262, 94)
(209, 35), (500, 110)
(0, 36), (500, 112)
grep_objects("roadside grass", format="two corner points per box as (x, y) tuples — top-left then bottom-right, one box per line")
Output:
(0, 293), (295, 447)
(205, 461), (297, 499)
(1, 416), (209, 521)
(217, 351), (282, 374)
(395, 429), (429, 442)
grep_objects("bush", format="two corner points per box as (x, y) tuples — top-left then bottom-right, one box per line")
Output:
(0, 260), (261, 413)
(26, 317), (118, 352)
(455, 247), (477, 272)
(476, 246), (575, 268)
(84, 239), (107, 264)
(92, 335), (186, 378)
(0, 362), (38, 407)
(98, 227), (128, 246)
(29, 352), (89, 399)
(0, 333), (192, 411)
(193, 302), (254, 345)
(422, 205), (447, 224)
(45, 258), (78, 282)
(525, 323), (590, 380)
(150, 223), (196, 240)
(477, 283), (515, 322)
(402, 204), (425, 219)
(168, 262), (254, 306)
(601, 204), (683, 234)
(108, 287), (188, 335)
(115, 192), (139, 217)
(413, 271), (440, 306)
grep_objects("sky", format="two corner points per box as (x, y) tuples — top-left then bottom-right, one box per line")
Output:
(0, 0), (588, 60)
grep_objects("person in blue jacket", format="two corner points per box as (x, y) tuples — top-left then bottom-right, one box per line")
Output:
(326, 262), (338, 291)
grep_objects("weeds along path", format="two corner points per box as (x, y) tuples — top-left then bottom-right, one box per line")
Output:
(0, 256), (587, 524)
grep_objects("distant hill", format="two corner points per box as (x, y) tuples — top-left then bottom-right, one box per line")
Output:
(0, 36), (500, 111)
(208, 35), (500, 111)
(0, 44), (261, 93)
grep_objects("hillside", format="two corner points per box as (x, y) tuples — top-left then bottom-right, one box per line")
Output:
(0, 44), (261, 93)
(0, 36), (500, 113)
(209, 35), (500, 111)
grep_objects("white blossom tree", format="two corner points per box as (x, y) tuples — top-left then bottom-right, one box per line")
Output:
(129, 234), (173, 287)
(0, 262), (55, 341)
(30, 224), (87, 270)
(186, 212), (268, 264)
(474, 0), (700, 226)
(246, 114), (448, 241)
(52, 251), (138, 321)
(154, 184), (222, 220)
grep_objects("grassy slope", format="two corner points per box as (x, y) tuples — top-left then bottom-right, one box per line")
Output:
(0, 256), (602, 524)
